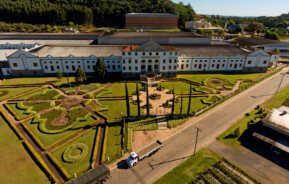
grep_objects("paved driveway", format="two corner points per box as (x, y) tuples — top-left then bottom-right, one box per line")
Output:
(107, 68), (289, 184)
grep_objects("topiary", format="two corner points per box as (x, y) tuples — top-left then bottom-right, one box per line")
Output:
(62, 143), (89, 163)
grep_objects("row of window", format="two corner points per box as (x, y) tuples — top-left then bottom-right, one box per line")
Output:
(123, 52), (177, 56)
(177, 63), (244, 70)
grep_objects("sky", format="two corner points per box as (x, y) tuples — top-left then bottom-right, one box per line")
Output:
(172, 0), (289, 17)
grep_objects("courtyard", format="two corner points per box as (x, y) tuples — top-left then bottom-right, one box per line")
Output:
(0, 69), (279, 183)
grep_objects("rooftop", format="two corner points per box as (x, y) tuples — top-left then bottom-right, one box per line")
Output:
(125, 13), (177, 18)
(233, 37), (279, 47)
(263, 106), (289, 136)
(100, 32), (205, 38)
(122, 40), (177, 52)
(30, 45), (122, 57)
(175, 44), (250, 57)
(0, 49), (19, 61)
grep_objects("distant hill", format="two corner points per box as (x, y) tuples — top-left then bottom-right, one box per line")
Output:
(0, 0), (196, 27)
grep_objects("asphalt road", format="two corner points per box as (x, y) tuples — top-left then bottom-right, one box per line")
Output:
(107, 68), (289, 184)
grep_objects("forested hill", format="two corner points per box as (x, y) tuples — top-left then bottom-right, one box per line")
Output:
(0, 0), (195, 27)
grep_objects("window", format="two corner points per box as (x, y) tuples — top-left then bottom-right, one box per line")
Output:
(87, 61), (90, 64)
(248, 61), (252, 64)
(212, 64), (215, 67)
(128, 52), (131, 55)
(217, 64), (220, 69)
(123, 66), (126, 70)
(118, 65), (120, 69)
(169, 66), (171, 69)
(163, 52), (166, 56)
(174, 66), (177, 69)
(135, 66), (138, 70)
(174, 59), (177, 63)
(143, 52), (145, 56)
(112, 65), (116, 70)
(199, 64), (202, 69)
(128, 60), (131, 64)
(170, 52), (172, 55)
(33, 63), (38, 67)
(77, 61), (80, 64)
(163, 66), (165, 70)
(222, 64), (225, 67)
(72, 65), (76, 71)
(129, 66), (131, 70)
(181, 64), (184, 69)
(195, 64), (197, 68)
(234, 64), (237, 69)
(107, 65), (110, 69)
(229, 64), (232, 67)
(156, 52), (159, 56)
(204, 64), (207, 68)
(135, 52), (138, 56)
(122, 52), (125, 55)
(141, 65), (145, 70)
(186, 64), (188, 68)
(263, 61), (267, 64)
(239, 64), (242, 67)
(66, 66), (69, 69)
(87, 65), (90, 69)
(50, 66), (54, 71)
(135, 60), (138, 64)
(141, 60), (145, 63)
(57, 66), (60, 69)
(123, 60), (125, 64)
(12, 63), (18, 67)
(149, 52), (152, 56)
(163, 59), (166, 63)
(45, 66), (48, 69)
(169, 59), (172, 63)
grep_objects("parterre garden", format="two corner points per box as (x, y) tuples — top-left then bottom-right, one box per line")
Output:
(0, 70), (277, 183)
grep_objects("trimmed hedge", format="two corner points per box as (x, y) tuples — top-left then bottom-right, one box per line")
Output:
(47, 152), (72, 180)
(91, 128), (101, 165)
(62, 143), (89, 163)
(101, 126), (108, 162)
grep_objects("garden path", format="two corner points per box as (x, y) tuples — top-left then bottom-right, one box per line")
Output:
(82, 83), (111, 97)
(0, 104), (65, 183)
(220, 80), (242, 96)
(133, 86), (173, 115)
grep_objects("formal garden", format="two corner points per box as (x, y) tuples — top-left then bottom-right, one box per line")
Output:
(0, 67), (281, 183)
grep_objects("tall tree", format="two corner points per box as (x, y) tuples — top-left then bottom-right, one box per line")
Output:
(146, 84), (150, 116)
(75, 67), (86, 83)
(171, 89), (175, 116)
(94, 57), (106, 82)
(56, 71), (63, 82)
(179, 93), (183, 116)
(125, 82), (130, 117)
(136, 83), (140, 117)
(187, 85), (192, 116)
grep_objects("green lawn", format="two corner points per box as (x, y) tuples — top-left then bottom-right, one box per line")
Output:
(106, 126), (122, 161)
(177, 73), (263, 84)
(160, 81), (192, 94)
(154, 148), (221, 184)
(3, 77), (57, 85)
(0, 87), (38, 100)
(0, 114), (49, 184)
(174, 97), (207, 115)
(6, 103), (31, 120)
(99, 100), (141, 122)
(51, 129), (97, 176)
(101, 83), (141, 97)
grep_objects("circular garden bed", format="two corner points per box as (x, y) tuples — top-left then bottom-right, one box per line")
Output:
(149, 93), (161, 100)
(62, 143), (89, 163)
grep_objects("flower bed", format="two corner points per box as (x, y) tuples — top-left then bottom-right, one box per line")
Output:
(62, 143), (89, 163)
(149, 93), (161, 100)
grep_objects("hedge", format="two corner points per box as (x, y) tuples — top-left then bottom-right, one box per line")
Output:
(62, 143), (89, 163)
(21, 122), (46, 150)
(91, 128), (101, 166)
(0, 111), (60, 183)
(101, 126), (108, 162)
(47, 152), (72, 180)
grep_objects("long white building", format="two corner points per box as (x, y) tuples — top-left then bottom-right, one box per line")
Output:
(1, 40), (276, 78)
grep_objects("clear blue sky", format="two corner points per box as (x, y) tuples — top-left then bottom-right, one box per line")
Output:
(172, 0), (289, 16)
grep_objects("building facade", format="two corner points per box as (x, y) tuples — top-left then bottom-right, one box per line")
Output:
(125, 13), (178, 29)
(2, 41), (275, 78)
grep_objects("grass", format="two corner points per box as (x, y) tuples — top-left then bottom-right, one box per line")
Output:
(167, 117), (189, 128)
(174, 97), (207, 115)
(0, 114), (49, 183)
(177, 73), (263, 85)
(128, 118), (158, 131)
(105, 126), (122, 161)
(101, 83), (142, 97)
(159, 81), (192, 94)
(6, 103), (31, 120)
(154, 148), (222, 184)
(3, 77), (57, 85)
(0, 87), (38, 100)
(218, 83), (289, 148)
(99, 100), (141, 122)
(51, 129), (96, 176)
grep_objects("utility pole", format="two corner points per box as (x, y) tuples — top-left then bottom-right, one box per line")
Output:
(276, 73), (286, 94)
(193, 126), (202, 155)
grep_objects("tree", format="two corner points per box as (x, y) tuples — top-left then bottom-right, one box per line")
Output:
(125, 82), (130, 117)
(146, 84), (150, 116)
(171, 89), (175, 116)
(273, 48), (280, 54)
(136, 83), (141, 117)
(187, 85), (192, 116)
(246, 22), (264, 34)
(75, 67), (87, 83)
(56, 71), (63, 81)
(94, 57), (106, 82)
(179, 93), (183, 115)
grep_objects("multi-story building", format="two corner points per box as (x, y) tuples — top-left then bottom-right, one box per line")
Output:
(125, 13), (178, 29)
(3, 40), (275, 78)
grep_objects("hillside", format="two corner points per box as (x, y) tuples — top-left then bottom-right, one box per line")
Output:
(0, 0), (195, 27)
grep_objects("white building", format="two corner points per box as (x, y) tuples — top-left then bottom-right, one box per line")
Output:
(2, 41), (275, 78)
